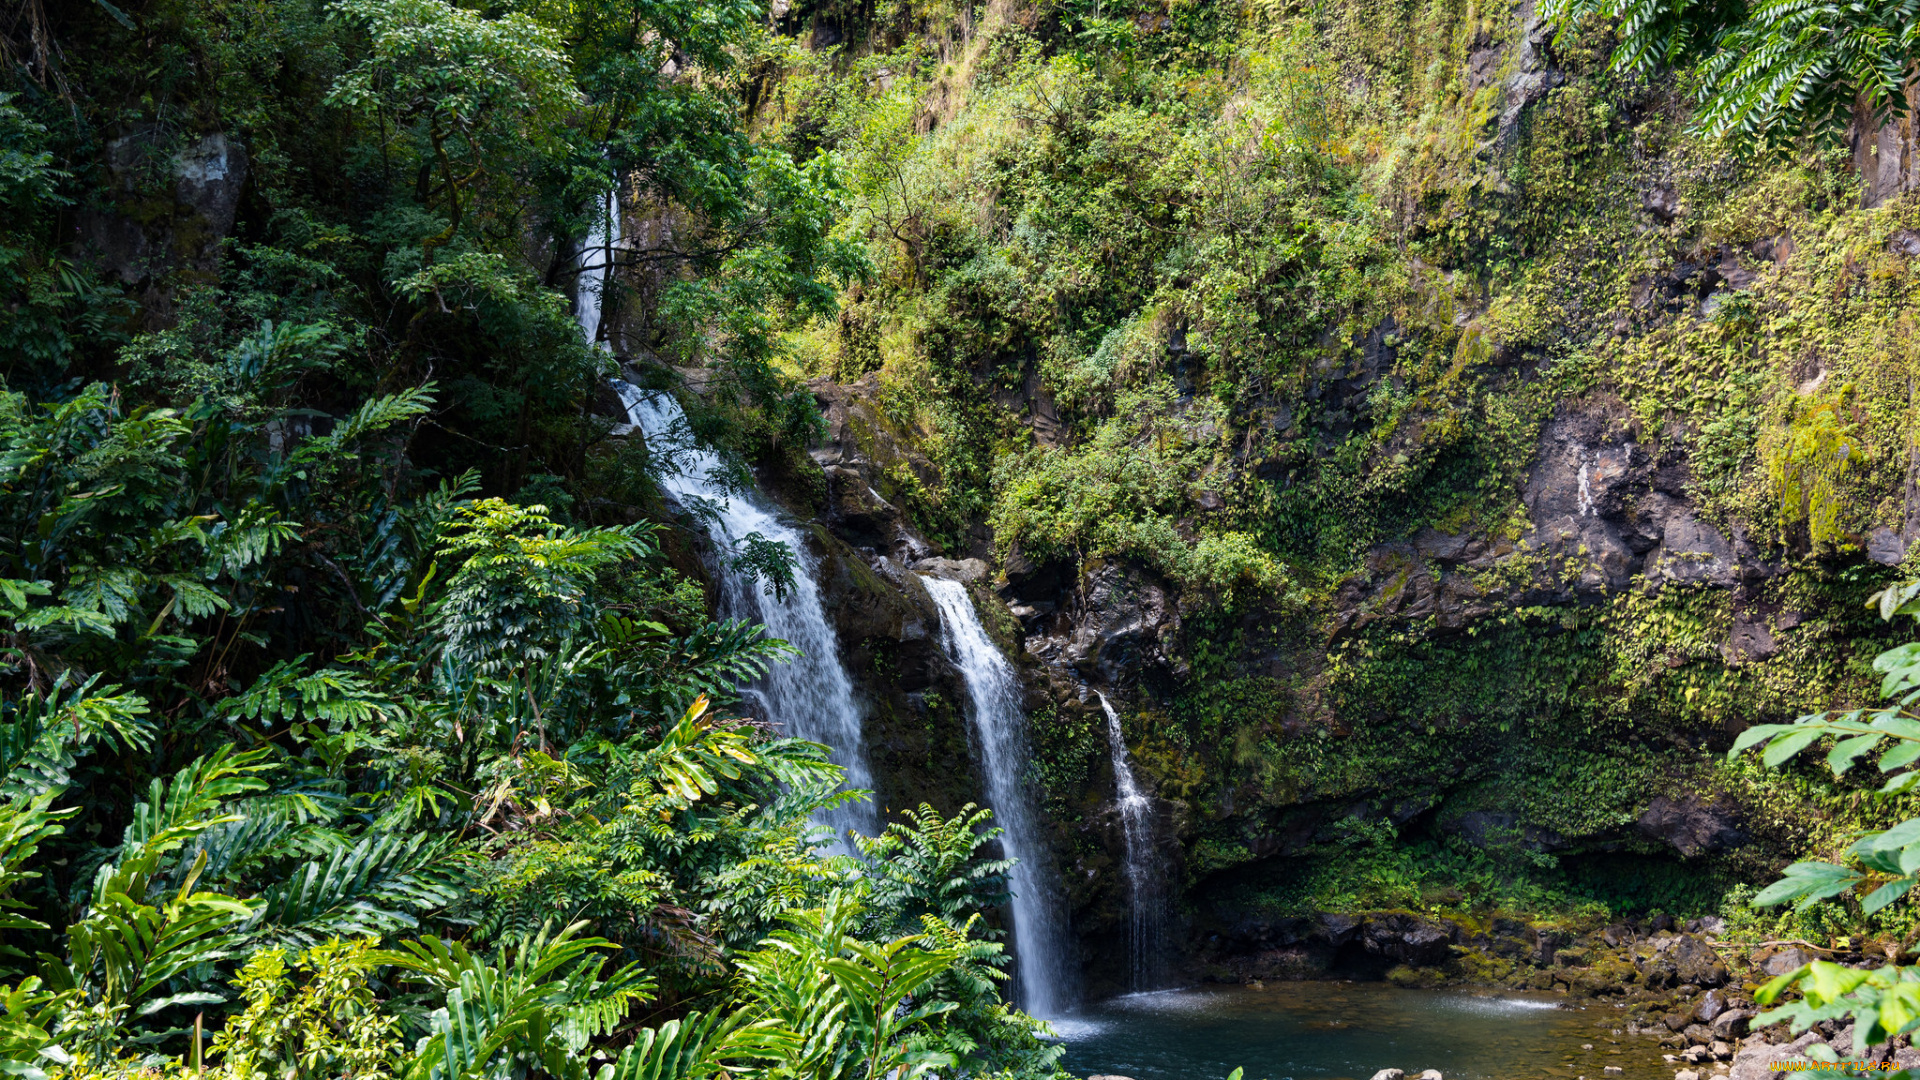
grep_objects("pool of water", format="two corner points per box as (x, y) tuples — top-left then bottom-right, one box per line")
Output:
(1055, 983), (1671, 1080)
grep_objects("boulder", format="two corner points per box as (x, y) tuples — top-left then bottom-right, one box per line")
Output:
(1729, 1031), (1826, 1080)
(80, 127), (251, 294)
(1710, 1010), (1752, 1040)
(1643, 514), (1738, 588)
(1638, 797), (1745, 858)
(1868, 527), (1912, 566)
(1667, 935), (1730, 987)
(1361, 914), (1456, 967)
(1061, 564), (1181, 685)
(911, 556), (988, 583)
(1759, 948), (1812, 976)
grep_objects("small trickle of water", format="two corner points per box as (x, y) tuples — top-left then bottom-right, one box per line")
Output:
(920, 575), (1072, 1018)
(1575, 443), (1595, 517)
(1098, 691), (1164, 992)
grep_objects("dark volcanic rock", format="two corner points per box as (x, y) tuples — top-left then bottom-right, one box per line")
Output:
(1362, 914), (1456, 966)
(1333, 406), (1781, 639)
(1059, 563), (1181, 686)
(1637, 796), (1745, 858)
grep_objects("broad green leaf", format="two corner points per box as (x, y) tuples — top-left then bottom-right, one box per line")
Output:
(1871, 714), (1920, 741)
(1753, 862), (1858, 907)
(1882, 741), (1920, 771)
(1764, 727), (1826, 768)
(1730, 723), (1790, 757)
(1862, 877), (1917, 914)
(1830, 733), (1884, 774)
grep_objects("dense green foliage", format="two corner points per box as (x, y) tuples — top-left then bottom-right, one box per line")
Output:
(1539, 0), (1918, 145)
(5, 0), (1920, 1064)
(0, 0), (1065, 1075)
(762, 0), (1920, 967)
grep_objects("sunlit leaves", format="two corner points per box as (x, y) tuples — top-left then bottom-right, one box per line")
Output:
(429, 499), (652, 674)
(1733, 580), (1920, 1053)
(1539, 0), (1919, 149)
(1756, 960), (1920, 1050)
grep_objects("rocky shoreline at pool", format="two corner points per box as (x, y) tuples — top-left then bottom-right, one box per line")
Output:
(1195, 909), (1920, 1076)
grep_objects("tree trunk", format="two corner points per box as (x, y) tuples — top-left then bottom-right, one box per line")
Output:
(1851, 79), (1920, 208)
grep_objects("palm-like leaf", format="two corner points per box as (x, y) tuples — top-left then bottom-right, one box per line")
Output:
(592, 1010), (793, 1080)
(59, 851), (257, 1018)
(116, 746), (272, 858)
(0, 795), (75, 940)
(383, 921), (655, 1080)
(245, 831), (466, 947)
(0, 977), (75, 1080)
(0, 680), (153, 802)
(737, 891), (961, 1080)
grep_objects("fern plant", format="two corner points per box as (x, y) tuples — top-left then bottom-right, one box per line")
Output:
(1540, 0), (1919, 147)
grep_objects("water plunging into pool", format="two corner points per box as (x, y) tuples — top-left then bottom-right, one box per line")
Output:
(920, 576), (1071, 1018)
(1097, 691), (1165, 992)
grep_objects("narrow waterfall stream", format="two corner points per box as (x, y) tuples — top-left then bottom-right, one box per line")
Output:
(577, 192), (876, 846)
(920, 576), (1071, 1018)
(618, 388), (878, 845)
(1097, 691), (1164, 992)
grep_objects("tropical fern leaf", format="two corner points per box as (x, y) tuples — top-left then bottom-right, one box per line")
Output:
(0, 681), (153, 803)
(244, 832), (466, 948)
(592, 1010), (793, 1080)
(117, 747), (272, 858)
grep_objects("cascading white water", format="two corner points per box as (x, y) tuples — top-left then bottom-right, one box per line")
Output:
(577, 188), (616, 347)
(575, 190), (876, 848)
(920, 576), (1071, 1018)
(1097, 691), (1164, 992)
(617, 387), (878, 848)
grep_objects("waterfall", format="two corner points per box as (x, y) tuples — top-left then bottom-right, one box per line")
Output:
(1097, 691), (1164, 992)
(618, 388), (878, 847)
(576, 191), (614, 347)
(576, 191), (876, 848)
(920, 576), (1071, 1018)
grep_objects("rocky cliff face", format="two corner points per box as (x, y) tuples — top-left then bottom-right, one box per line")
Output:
(1335, 410), (1785, 642)
(716, 0), (1920, 1006)
(762, 366), (1868, 999)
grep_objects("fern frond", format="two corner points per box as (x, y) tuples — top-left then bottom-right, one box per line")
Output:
(0, 680), (153, 802)
(245, 832), (466, 948)
(118, 746), (273, 858)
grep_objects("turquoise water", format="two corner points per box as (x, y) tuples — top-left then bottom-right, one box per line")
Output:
(1055, 984), (1670, 1080)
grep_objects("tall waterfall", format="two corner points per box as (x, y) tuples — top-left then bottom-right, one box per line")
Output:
(1097, 691), (1164, 992)
(576, 191), (876, 847)
(920, 576), (1070, 1018)
(618, 388), (878, 846)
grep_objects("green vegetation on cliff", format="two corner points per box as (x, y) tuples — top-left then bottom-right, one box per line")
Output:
(2, 0), (1920, 1069)
(763, 0), (1920, 965)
